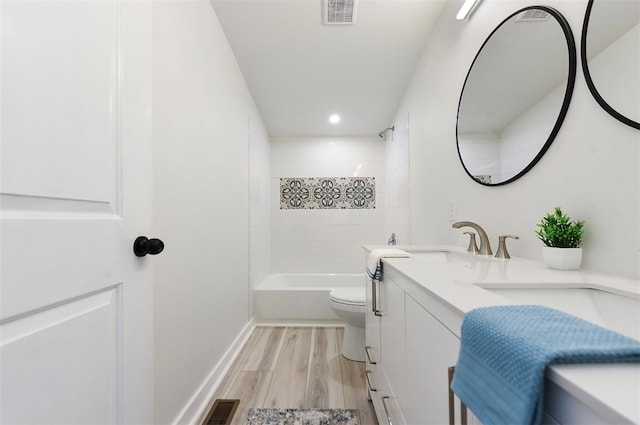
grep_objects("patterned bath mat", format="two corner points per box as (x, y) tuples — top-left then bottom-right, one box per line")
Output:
(246, 408), (360, 425)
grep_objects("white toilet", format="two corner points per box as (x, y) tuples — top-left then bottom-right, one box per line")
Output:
(329, 287), (366, 362)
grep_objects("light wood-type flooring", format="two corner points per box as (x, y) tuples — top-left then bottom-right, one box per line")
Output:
(203, 326), (378, 425)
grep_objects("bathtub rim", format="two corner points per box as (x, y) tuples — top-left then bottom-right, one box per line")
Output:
(255, 272), (366, 291)
(253, 272), (366, 325)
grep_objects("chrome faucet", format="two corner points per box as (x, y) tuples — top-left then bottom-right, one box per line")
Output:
(388, 232), (397, 245)
(452, 221), (492, 255)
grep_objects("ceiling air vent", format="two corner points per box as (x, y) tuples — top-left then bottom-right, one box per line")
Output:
(324, 0), (357, 25)
(515, 9), (550, 22)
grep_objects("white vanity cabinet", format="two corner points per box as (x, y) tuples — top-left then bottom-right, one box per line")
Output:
(366, 266), (476, 425)
(366, 274), (407, 425)
(364, 248), (640, 425)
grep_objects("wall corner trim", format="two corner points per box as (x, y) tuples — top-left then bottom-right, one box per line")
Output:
(172, 318), (256, 425)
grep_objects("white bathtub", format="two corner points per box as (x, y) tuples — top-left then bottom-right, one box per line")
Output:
(254, 273), (366, 324)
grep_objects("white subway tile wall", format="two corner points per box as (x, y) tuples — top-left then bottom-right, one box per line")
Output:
(385, 112), (411, 246)
(271, 138), (386, 273)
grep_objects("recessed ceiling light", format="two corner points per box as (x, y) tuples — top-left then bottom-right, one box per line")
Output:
(329, 114), (341, 124)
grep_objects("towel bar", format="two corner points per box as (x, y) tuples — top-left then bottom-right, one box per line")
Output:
(372, 279), (382, 317)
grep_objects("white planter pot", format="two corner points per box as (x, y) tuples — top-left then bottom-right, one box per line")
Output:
(542, 247), (582, 271)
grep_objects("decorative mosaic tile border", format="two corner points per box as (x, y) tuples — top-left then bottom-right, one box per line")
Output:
(280, 177), (375, 209)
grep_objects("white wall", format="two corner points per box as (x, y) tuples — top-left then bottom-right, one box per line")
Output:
(152, 1), (267, 423)
(399, 0), (640, 278)
(270, 138), (386, 273)
(249, 114), (271, 316)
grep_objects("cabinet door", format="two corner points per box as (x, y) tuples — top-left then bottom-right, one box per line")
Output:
(379, 276), (406, 408)
(405, 295), (463, 425)
(378, 367), (406, 425)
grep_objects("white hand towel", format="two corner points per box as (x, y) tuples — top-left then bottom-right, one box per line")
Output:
(366, 248), (411, 280)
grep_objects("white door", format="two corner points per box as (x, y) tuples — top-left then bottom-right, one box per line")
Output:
(1, 1), (154, 424)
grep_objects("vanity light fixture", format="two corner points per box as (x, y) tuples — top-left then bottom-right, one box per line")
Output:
(456, 0), (481, 20)
(329, 114), (341, 124)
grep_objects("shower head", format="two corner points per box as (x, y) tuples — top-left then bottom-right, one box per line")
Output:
(378, 126), (395, 139)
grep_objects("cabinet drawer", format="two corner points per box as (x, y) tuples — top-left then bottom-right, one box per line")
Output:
(376, 367), (406, 425)
(365, 344), (378, 366)
(365, 366), (379, 396)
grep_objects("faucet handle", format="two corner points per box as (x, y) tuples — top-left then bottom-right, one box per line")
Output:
(495, 235), (519, 259)
(463, 231), (479, 254)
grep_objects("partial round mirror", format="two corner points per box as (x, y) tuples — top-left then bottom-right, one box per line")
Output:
(456, 6), (576, 186)
(581, 0), (639, 129)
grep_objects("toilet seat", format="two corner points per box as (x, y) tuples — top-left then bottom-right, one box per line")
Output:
(329, 288), (365, 306)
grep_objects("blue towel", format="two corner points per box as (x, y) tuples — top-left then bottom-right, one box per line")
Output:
(451, 305), (640, 425)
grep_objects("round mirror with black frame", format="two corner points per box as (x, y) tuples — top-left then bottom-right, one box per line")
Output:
(581, 0), (639, 130)
(456, 6), (576, 186)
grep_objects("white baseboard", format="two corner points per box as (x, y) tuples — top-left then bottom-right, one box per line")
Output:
(173, 318), (255, 425)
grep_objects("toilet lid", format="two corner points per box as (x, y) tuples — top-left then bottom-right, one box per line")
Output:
(329, 288), (366, 305)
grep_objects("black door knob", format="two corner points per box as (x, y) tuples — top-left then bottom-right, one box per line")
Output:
(133, 236), (165, 257)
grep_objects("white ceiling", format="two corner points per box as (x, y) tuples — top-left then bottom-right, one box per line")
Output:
(210, 0), (447, 138)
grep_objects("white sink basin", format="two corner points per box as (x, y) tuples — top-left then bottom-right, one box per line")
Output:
(406, 250), (493, 263)
(483, 287), (640, 341)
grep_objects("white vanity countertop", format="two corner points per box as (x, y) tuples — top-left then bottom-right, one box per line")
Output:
(363, 244), (640, 424)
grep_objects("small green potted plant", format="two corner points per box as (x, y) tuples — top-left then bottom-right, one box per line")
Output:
(535, 207), (585, 270)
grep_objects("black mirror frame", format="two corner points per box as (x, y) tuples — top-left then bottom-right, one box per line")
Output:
(456, 6), (577, 186)
(581, 0), (640, 130)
